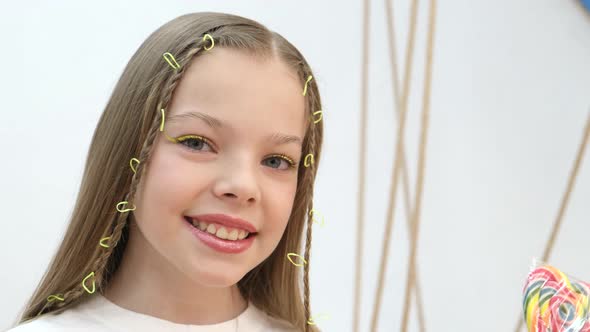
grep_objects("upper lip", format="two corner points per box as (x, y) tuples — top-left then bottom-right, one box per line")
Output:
(187, 214), (258, 233)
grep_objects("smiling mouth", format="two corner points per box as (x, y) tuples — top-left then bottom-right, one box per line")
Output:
(184, 217), (256, 241)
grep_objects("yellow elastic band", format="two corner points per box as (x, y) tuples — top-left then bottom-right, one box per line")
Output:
(287, 253), (307, 267)
(203, 34), (215, 51)
(47, 294), (64, 302)
(303, 75), (313, 96)
(304, 153), (314, 167)
(307, 313), (331, 325)
(82, 272), (95, 294)
(99, 237), (111, 248)
(116, 201), (136, 213)
(162, 52), (180, 70)
(160, 108), (166, 132)
(313, 110), (323, 124)
(129, 158), (140, 174)
(309, 209), (325, 227)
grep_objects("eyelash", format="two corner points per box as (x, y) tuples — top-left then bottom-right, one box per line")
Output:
(174, 134), (297, 170)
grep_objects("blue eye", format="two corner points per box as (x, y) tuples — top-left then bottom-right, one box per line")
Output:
(264, 155), (296, 170)
(174, 135), (296, 171)
(176, 135), (214, 152)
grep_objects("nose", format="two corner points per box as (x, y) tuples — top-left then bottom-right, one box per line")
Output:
(212, 156), (261, 205)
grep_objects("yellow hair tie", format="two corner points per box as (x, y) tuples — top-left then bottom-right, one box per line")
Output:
(159, 108), (179, 143)
(287, 253), (307, 267)
(162, 52), (180, 70)
(312, 110), (323, 124)
(304, 153), (314, 168)
(116, 201), (136, 213)
(307, 313), (331, 325)
(159, 108), (167, 132)
(303, 75), (313, 96)
(82, 272), (96, 294)
(99, 237), (111, 248)
(203, 34), (215, 51)
(309, 209), (325, 227)
(47, 294), (64, 302)
(129, 158), (140, 174)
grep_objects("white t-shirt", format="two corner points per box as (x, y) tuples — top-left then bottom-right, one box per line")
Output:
(6, 294), (298, 332)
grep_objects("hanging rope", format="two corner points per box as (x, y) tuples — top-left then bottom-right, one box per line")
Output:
(368, 0), (421, 330)
(399, 0), (437, 330)
(354, 0), (426, 329)
(384, 0), (427, 328)
(513, 111), (590, 332)
(352, 0), (371, 330)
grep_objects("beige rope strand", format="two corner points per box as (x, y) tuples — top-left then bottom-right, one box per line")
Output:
(385, 0), (426, 329)
(368, 70), (410, 332)
(399, 0), (436, 330)
(369, 1), (419, 330)
(513, 110), (590, 332)
(352, 0), (371, 330)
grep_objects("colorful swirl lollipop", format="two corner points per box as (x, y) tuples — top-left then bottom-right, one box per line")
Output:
(523, 264), (590, 331)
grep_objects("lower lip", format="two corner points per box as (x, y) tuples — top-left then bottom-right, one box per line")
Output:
(183, 217), (255, 254)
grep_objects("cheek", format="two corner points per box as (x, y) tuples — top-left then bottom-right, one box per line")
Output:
(135, 150), (210, 229)
(264, 181), (298, 235)
(147, 150), (211, 203)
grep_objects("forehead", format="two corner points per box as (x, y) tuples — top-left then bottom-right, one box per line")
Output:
(167, 47), (307, 136)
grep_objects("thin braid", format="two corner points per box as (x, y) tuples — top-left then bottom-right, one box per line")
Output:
(158, 47), (203, 112)
(36, 44), (208, 317)
(42, 93), (166, 314)
(36, 113), (161, 315)
(302, 85), (319, 331)
(303, 199), (314, 332)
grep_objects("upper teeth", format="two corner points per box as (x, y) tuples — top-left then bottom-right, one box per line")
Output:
(191, 219), (249, 241)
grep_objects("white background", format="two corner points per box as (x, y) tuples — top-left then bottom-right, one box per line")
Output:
(1, 1), (589, 331)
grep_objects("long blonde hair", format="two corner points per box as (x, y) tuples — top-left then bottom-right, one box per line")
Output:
(15, 12), (323, 332)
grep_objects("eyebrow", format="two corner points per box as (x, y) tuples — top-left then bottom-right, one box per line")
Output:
(167, 111), (223, 128)
(167, 111), (302, 146)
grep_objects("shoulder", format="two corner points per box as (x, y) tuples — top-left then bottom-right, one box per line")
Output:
(4, 319), (46, 332)
(246, 303), (299, 332)
(264, 315), (300, 332)
(5, 298), (106, 331)
(4, 314), (73, 332)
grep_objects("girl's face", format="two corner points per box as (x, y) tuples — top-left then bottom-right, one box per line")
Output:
(132, 48), (306, 288)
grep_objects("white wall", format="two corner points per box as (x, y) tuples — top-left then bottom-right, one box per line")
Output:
(1, 1), (589, 331)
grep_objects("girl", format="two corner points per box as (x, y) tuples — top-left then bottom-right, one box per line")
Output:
(8, 11), (323, 332)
